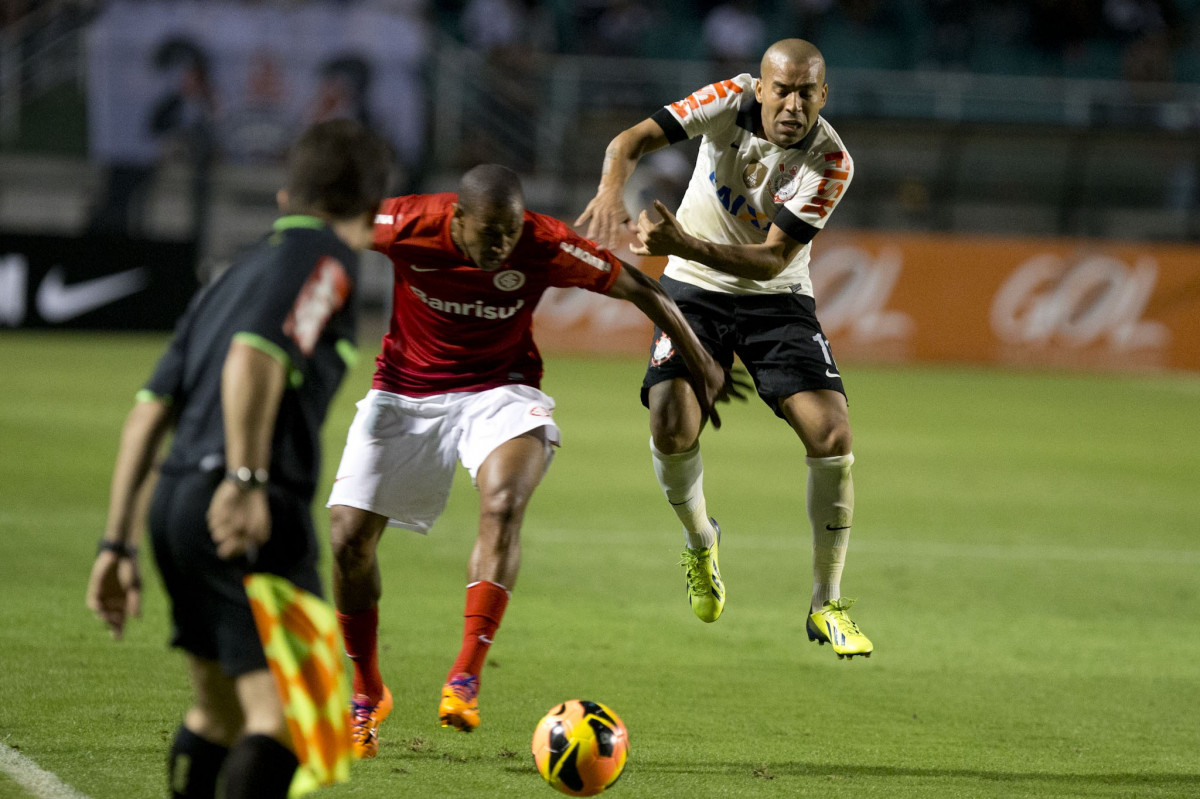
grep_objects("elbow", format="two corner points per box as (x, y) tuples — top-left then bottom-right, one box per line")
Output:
(755, 257), (789, 281)
(757, 244), (794, 280)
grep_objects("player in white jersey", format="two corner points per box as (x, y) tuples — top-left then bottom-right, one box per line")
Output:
(576, 38), (872, 659)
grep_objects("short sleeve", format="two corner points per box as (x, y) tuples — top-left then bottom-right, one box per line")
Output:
(780, 149), (854, 238)
(654, 74), (752, 142)
(372, 196), (408, 253)
(237, 237), (355, 365)
(142, 288), (205, 402)
(545, 225), (622, 294)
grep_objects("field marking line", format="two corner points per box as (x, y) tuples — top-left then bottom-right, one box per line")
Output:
(0, 745), (92, 799)
(533, 529), (1200, 564)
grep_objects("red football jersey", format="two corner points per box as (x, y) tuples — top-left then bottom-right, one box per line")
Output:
(371, 193), (623, 395)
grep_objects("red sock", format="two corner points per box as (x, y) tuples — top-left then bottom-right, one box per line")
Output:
(447, 581), (510, 683)
(337, 606), (384, 702)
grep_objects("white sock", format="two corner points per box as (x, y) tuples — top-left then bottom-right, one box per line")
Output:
(650, 438), (717, 549)
(807, 453), (854, 611)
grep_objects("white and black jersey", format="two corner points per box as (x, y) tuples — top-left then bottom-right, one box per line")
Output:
(650, 73), (853, 298)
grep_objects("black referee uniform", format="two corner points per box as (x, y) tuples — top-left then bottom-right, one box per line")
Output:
(143, 215), (359, 676)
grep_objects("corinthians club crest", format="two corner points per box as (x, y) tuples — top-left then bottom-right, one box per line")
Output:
(769, 163), (802, 203)
(650, 332), (674, 366)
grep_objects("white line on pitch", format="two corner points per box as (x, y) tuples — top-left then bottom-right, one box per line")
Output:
(0, 745), (92, 799)
(530, 529), (1200, 564)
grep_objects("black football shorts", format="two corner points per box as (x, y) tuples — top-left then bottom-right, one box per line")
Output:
(149, 470), (322, 677)
(641, 275), (846, 419)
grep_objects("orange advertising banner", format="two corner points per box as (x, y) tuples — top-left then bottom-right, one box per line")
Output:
(533, 233), (1200, 373)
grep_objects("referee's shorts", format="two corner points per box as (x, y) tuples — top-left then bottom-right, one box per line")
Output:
(149, 469), (322, 676)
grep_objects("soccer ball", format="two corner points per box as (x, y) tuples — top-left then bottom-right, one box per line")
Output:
(531, 699), (629, 796)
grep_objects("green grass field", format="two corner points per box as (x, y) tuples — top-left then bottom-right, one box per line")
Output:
(2, 331), (1199, 798)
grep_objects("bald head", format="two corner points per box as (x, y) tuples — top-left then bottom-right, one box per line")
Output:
(755, 39), (828, 147)
(761, 39), (825, 83)
(453, 163), (526, 271)
(458, 163), (525, 218)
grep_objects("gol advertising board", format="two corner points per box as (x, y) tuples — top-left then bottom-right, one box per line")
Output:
(0, 234), (198, 330)
(532, 233), (1200, 374)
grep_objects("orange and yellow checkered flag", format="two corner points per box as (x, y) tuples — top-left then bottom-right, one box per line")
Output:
(244, 574), (352, 798)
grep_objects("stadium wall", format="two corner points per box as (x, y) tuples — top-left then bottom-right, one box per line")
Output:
(533, 233), (1200, 374)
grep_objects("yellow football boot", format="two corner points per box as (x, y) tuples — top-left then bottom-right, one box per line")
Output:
(807, 598), (873, 659)
(679, 521), (724, 623)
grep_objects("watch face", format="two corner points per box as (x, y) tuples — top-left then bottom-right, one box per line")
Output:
(228, 467), (268, 489)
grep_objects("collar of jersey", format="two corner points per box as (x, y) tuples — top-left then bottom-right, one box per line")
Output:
(735, 98), (821, 152)
(273, 215), (326, 232)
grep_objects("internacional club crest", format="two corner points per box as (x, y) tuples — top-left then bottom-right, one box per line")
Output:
(769, 164), (802, 203)
(494, 270), (526, 291)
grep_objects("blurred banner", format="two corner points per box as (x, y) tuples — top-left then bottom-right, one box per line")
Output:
(0, 234), (197, 330)
(533, 233), (1200, 373)
(85, 1), (428, 169)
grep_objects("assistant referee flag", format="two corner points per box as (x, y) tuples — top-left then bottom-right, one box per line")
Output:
(244, 574), (352, 797)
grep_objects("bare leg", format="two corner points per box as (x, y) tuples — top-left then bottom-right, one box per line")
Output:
(467, 431), (548, 588)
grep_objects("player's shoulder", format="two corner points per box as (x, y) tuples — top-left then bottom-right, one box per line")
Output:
(521, 211), (616, 269)
(524, 208), (575, 241)
(811, 116), (851, 161)
(663, 73), (753, 129)
(379, 192), (455, 226)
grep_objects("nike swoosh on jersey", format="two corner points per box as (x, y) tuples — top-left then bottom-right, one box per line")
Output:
(409, 265), (438, 272)
(825, 369), (840, 378)
(35, 266), (149, 323)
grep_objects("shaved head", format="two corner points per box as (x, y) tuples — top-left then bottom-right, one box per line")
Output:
(452, 164), (527, 271)
(760, 38), (825, 83)
(458, 163), (524, 217)
(755, 38), (829, 147)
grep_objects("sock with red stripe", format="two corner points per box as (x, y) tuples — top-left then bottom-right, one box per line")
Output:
(338, 606), (384, 703)
(446, 580), (510, 683)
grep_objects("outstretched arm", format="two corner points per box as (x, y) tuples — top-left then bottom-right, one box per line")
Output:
(632, 200), (805, 281)
(575, 118), (672, 250)
(605, 262), (745, 428)
(206, 336), (287, 560)
(87, 397), (173, 639)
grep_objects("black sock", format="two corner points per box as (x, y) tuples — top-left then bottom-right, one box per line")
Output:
(168, 725), (230, 799)
(220, 734), (299, 799)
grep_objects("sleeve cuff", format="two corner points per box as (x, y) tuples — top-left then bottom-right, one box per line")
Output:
(232, 331), (291, 368)
(773, 207), (821, 245)
(650, 107), (688, 145)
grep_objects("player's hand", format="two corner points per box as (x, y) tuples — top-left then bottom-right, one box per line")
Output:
(692, 359), (752, 431)
(630, 200), (688, 258)
(574, 191), (633, 251)
(86, 549), (142, 641)
(207, 480), (271, 560)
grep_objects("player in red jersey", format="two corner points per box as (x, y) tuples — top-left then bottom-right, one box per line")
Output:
(327, 164), (737, 750)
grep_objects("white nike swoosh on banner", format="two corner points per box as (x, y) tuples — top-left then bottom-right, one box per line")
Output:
(35, 266), (149, 323)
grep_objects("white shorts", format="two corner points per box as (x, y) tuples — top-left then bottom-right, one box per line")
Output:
(326, 385), (560, 534)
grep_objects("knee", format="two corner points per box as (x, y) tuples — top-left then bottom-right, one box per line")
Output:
(479, 487), (526, 539)
(330, 512), (377, 572)
(808, 422), (853, 459)
(650, 428), (697, 456)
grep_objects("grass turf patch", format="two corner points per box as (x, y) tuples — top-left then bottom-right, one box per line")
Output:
(1, 332), (1198, 798)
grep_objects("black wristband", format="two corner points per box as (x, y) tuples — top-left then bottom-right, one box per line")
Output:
(97, 539), (138, 558)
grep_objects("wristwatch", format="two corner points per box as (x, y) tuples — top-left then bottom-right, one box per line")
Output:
(225, 466), (269, 491)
